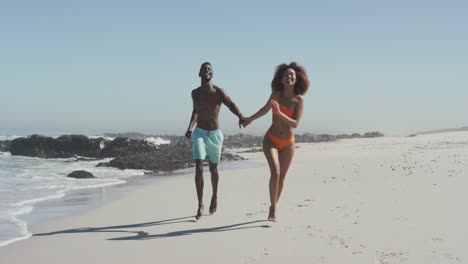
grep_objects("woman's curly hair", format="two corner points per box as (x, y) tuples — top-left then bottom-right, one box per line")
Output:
(271, 62), (310, 95)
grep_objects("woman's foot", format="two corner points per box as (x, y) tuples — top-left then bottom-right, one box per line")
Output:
(268, 206), (276, 222)
(209, 197), (217, 215)
(195, 205), (204, 220)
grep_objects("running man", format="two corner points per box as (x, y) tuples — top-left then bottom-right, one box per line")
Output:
(185, 62), (246, 220)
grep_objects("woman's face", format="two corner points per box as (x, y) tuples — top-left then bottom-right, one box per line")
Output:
(282, 68), (296, 87)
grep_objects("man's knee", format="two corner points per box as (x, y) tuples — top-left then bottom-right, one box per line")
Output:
(195, 161), (204, 174)
(209, 163), (218, 173)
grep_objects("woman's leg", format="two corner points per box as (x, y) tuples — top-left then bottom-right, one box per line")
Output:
(263, 135), (280, 221)
(277, 143), (295, 203)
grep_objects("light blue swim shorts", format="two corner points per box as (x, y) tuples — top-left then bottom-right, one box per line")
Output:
(191, 127), (224, 164)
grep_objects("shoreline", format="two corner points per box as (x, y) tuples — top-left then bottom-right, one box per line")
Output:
(0, 157), (261, 248)
(1, 133), (467, 263)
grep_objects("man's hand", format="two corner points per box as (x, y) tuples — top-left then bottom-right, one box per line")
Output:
(239, 117), (251, 128)
(239, 117), (247, 128)
(185, 130), (192, 139)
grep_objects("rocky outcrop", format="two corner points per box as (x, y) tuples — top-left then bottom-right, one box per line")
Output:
(67, 170), (96, 179)
(99, 137), (156, 157)
(8, 131), (383, 172)
(10, 135), (106, 158)
(363, 131), (384, 138)
(100, 140), (244, 172)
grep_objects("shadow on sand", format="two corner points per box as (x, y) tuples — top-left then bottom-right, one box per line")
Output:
(33, 216), (271, 241)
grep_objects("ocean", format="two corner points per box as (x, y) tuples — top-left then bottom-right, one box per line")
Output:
(0, 132), (167, 247)
(0, 130), (260, 248)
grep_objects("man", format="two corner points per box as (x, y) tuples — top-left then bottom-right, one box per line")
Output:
(185, 62), (245, 220)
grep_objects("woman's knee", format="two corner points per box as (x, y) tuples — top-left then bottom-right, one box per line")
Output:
(270, 169), (280, 180)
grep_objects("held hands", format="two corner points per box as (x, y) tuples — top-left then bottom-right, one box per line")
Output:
(239, 116), (252, 128)
(238, 116), (253, 128)
(185, 130), (192, 139)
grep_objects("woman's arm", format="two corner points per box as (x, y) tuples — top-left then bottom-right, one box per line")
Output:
(245, 92), (277, 124)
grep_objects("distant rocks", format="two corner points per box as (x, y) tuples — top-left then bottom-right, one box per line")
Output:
(10, 134), (106, 158)
(67, 170), (96, 179)
(6, 130), (384, 172)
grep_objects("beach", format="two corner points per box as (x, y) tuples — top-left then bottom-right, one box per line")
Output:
(1, 132), (467, 263)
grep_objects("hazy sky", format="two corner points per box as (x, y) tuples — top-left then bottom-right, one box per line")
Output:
(1, 0), (467, 136)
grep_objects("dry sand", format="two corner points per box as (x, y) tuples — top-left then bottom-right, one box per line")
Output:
(1, 132), (467, 263)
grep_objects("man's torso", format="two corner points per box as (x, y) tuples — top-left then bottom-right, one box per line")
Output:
(192, 86), (224, 131)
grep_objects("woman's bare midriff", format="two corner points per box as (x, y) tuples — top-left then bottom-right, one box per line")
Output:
(268, 117), (294, 139)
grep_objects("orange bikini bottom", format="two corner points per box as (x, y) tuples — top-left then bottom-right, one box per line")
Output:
(267, 130), (295, 151)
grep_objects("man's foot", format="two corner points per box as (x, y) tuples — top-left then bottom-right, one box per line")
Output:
(209, 197), (217, 215)
(195, 205), (204, 220)
(268, 206), (276, 222)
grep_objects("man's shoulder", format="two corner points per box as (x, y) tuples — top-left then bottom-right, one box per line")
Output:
(213, 85), (227, 95)
(191, 87), (201, 96)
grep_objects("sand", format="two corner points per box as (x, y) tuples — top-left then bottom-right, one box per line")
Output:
(1, 131), (467, 263)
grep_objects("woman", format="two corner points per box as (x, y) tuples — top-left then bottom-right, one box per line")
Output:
(245, 62), (310, 221)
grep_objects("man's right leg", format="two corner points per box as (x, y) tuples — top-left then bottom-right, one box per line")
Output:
(208, 161), (219, 214)
(195, 159), (204, 220)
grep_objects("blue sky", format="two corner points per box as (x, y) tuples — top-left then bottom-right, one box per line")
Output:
(1, 0), (467, 136)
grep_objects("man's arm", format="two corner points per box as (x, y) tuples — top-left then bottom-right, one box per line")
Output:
(185, 90), (198, 139)
(219, 88), (245, 128)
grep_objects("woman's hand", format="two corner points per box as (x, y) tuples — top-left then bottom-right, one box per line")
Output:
(240, 117), (252, 127)
(270, 100), (280, 114)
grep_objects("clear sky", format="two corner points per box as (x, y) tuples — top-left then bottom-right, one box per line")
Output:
(1, 0), (467, 136)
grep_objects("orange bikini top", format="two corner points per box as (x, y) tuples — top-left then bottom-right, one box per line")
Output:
(272, 94), (295, 118)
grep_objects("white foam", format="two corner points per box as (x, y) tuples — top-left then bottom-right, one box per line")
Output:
(70, 179), (126, 190)
(0, 146), (154, 248)
(89, 136), (115, 141)
(0, 206), (33, 247)
(12, 191), (67, 207)
(0, 233), (32, 247)
(145, 137), (171, 146)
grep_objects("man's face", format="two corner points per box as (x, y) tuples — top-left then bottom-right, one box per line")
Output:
(199, 64), (213, 80)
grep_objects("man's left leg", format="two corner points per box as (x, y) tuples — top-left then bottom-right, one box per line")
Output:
(208, 161), (219, 214)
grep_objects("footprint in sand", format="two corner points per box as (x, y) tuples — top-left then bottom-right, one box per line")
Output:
(375, 250), (408, 264)
(297, 198), (314, 208)
(328, 235), (349, 249)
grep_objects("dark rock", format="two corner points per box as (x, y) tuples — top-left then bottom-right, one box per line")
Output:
(362, 131), (384, 138)
(67, 170), (96, 179)
(99, 137), (157, 157)
(96, 161), (109, 167)
(10, 134), (106, 158)
(0, 140), (11, 152)
(105, 142), (244, 172)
